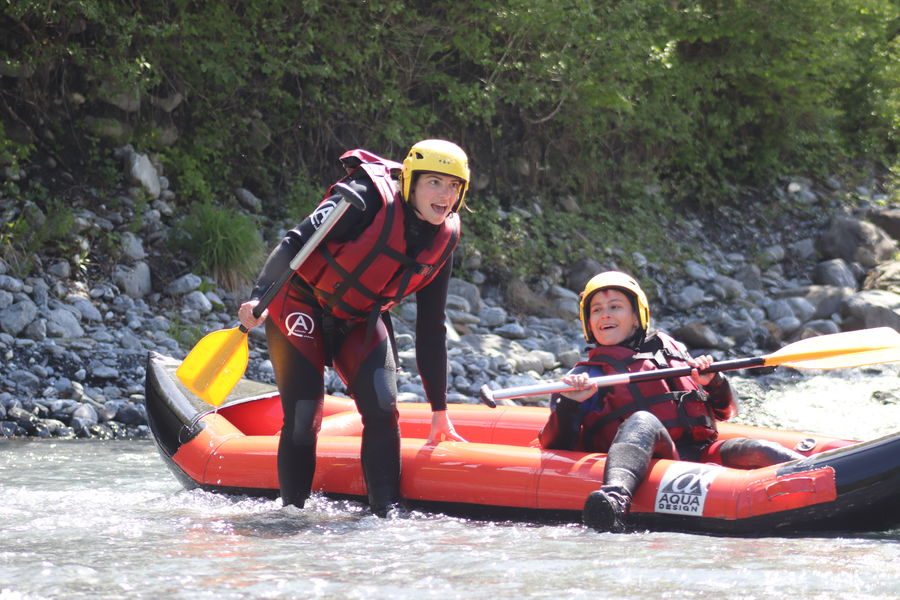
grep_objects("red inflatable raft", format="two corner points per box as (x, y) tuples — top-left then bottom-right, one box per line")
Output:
(146, 352), (900, 535)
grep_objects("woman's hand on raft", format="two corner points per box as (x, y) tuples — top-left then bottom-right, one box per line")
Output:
(687, 354), (716, 387)
(238, 300), (268, 330)
(559, 372), (598, 403)
(428, 410), (467, 444)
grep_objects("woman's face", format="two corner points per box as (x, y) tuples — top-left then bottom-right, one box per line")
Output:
(409, 172), (464, 225)
(588, 289), (639, 346)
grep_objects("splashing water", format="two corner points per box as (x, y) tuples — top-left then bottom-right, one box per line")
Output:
(1, 368), (899, 599)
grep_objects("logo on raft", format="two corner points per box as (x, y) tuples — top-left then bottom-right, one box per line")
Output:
(654, 462), (723, 516)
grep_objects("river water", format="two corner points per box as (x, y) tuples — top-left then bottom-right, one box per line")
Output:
(2, 368), (899, 599)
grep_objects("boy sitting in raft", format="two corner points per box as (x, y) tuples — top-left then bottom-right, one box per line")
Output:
(538, 271), (804, 533)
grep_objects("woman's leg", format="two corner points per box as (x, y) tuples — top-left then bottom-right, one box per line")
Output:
(333, 318), (401, 516)
(584, 411), (676, 532)
(265, 301), (326, 509)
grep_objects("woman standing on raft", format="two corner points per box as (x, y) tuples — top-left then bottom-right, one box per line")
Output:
(238, 140), (470, 515)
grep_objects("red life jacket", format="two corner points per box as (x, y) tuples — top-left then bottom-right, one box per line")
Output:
(574, 332), (718, 452)
(296, 149), (460, 321)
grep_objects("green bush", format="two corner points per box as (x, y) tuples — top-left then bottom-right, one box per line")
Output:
(4, 0), (894, 206)
(1, 0), (896, 286)
(0, 197), (75, 277)
(462, 191), (679, 283)
(173, 202), (265, 291)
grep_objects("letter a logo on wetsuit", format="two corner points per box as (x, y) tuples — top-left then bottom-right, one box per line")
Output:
(310, 199), (336, 229)
(285, 312), (316, 338)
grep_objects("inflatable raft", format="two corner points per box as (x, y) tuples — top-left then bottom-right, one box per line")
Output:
(145, 351), (900, 535)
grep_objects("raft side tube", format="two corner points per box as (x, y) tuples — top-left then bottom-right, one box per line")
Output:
(395, 403), (550, 447)
(397, 439), (544, 508)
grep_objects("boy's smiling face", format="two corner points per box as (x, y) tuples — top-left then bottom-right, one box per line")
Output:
(588, 289), (639, 346)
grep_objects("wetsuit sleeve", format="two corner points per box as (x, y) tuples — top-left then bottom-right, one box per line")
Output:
(538, 394), (583, 450)
(250, 178), (380, 301)
(705, 373), (737, 421)
(413, 255), (453, 412)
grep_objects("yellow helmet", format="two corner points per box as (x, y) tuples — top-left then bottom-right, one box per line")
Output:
(579, 271), (650, 343)
(400, 139), (470, 210)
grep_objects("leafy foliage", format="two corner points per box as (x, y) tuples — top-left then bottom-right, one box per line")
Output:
(172, 203), (264, 290)
(0, 197), (75, 277)
(0, 0), (896, 284)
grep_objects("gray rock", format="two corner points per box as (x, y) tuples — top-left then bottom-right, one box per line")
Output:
(114, 262), (153, 298)
(22, 318), (47, 341)
(69, 297), (103, 322)
(760, 245), (786, 265)
(1, 298), (38, 335)
(183, 290), (213, 313)
(91, 365), (120, 379)
(47, 308), (84, 338)
(47, 260), (71, 279)
(789, 238), (818, 262)
(684, 260), (714, 281)
(863, 260), (900, 295)
(72, 403), (99, 426)
(774, 315), (803, 336)
(713, 275), (746, 301)
(446, 293), (471, 313)
(121, 232), (147, 261)
(733, 264), (763, 291)
(115, 402), (146, 425)
(478, 306), (507, 328)
(494, 322), (527, 340)
(841, 289), (900, 330)
(672, 285), (707, 311)
(235, 188), (263, 212)
(0, 274), (25, 293)
(166, 273), (202, 296)
(448, 278), (482, 313)
(816, 216), (896, 268)
(784, 297), (817, 324)
(813, 259), (857, 288)
(671, 321), (721, 349)
(763, 298), (794, 321)
(867, 207), (900, 241)
(795, 320), (841, 337)
(128, 153), (161, 198)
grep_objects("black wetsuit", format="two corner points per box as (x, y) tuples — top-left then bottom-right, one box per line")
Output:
(251, 174), (452, 513)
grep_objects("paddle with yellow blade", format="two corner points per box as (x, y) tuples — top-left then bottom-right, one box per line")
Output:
(176, 182), (367, 406)
(479, 326), (900, 407)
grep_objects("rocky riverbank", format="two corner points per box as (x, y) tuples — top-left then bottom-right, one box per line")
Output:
(1, 148), (898, 438)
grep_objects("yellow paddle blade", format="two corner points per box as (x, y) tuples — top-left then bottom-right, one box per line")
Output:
(175, 327), (249, 406)
(765, 327), (900, 369)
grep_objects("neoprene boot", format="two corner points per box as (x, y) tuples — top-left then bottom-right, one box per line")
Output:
(367, 483), (404, 518)
(583, 486), (631, 533)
